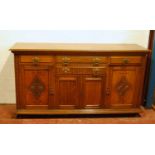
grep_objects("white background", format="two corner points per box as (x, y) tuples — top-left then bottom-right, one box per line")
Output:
(0, 0), (155, 155)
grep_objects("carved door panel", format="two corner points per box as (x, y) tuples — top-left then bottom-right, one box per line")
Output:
(108, 66), (141, 108)
(20, 65), (53, 109)
(55, 75), (80, 109)
(81, 75), (106, 109)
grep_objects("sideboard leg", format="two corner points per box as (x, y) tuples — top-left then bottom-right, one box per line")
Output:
(139, 106), (145, 117)
(152, 105), (155, 110)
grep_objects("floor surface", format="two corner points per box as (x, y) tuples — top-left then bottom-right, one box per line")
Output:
(0, 104), (155, 124)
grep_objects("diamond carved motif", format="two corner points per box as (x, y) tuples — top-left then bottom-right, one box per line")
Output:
(29, 76), (45, 98)
(115, 76), (130, 96)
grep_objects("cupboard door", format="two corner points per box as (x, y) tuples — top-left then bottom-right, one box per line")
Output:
(19, 65), (53, 109)
(108, 66), (142, 108)
(81, 75), (106, 109)
(55, 75), (80, 109)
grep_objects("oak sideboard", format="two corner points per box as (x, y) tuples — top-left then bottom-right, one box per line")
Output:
(10, 43), (149, 115)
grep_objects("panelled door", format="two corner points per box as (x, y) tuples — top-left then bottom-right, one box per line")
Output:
(19, 64), (54, 109)
(108, 66), (142, 108)
(81, 75), (106, 109)
(81, 67), (107, 109)
(55, 75), (80, 109)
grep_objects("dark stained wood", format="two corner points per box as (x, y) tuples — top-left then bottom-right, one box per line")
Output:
(143, 30), (155, 105)
(14, 56), (20, 109)
(11, 43), (148, 115)
(148, 30), (155, 50)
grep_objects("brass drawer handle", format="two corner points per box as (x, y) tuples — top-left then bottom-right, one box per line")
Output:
(93, 57), (101, 66)
(62, 56), (70, 66)
(62, 56), (70, 61)
(32, 57), (40, 64)
(62, 67), (70, 73)
(92, 68), (101, 76)
(123, 58), (129, 64)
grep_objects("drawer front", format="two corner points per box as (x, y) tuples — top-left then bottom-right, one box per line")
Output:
(56, 56), (107, 64)
(20, 56), (54, 63)
(110, 56), (142, 64)
(56, 66), (106, 75)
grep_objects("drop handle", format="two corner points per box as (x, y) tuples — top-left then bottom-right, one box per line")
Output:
(62, 56), (70, 66)
(32, 57), (40, 63)
(92, 57), (101, 66)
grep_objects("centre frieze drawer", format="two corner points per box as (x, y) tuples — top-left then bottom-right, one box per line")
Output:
(56, 56), (108, 64)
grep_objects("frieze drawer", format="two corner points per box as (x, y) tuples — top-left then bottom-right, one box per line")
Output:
(56, 56), (108, 64)
(20, 55), (54, 63)
(110, 56), (142, 65)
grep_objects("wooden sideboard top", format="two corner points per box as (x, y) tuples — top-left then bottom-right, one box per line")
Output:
(10, 43), (149, 55)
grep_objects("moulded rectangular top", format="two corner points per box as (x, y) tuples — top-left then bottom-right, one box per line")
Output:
(10, 43), (150, 54)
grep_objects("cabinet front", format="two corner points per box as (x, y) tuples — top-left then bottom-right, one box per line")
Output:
(13, 50), (147, 115)
(19, 65), (53, 109)
(108, 66), (142, 108)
